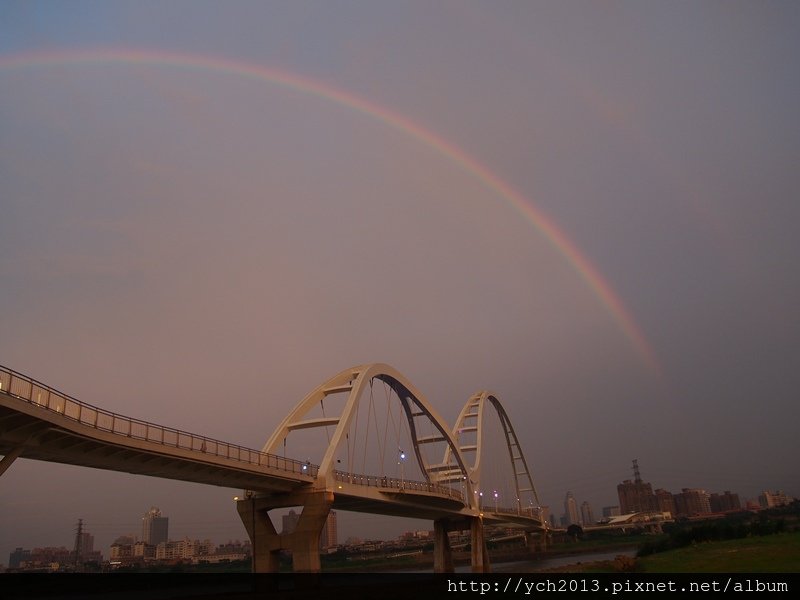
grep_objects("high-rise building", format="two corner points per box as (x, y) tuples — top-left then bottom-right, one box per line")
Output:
(602, 506), (621, 518)
(563, 491), (580, 526)
(617, 460), (657, 513)
(654, 488), (676, 516)
(78, 532), (94, 557)
(580, 501), (595, 525)
(8, 547), (30, 569)
(282, 509), (300, 534)
(133, 541), (155, 559)
(618, 479), (656, 513)
(673, 488), (711, 517)
(709, 491), (741, 513)
(142, 507), (169, 546)
(759, 490), (793, 508)
(319, 510), (338, 550)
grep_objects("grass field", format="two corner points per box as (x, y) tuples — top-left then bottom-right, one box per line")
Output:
(636, 531), (800, 572)
(538, 532), (800, 573)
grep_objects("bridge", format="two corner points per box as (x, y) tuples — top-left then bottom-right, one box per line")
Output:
(0, 363), (546, 572)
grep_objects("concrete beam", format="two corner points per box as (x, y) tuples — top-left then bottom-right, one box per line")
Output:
(0, 447), (24, 478)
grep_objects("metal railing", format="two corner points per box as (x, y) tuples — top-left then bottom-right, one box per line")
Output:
(479, 503), (543, 519)
(1, 364), (478, 507)
(332, 469), (465, 504)
(0, 365), (317, 478)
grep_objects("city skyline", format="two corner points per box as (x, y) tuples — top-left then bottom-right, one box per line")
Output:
(3, 463), (791, 567)
(2, 1), (799, 567)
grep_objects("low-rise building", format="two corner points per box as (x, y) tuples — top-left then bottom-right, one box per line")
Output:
(759, 490), (794, 508)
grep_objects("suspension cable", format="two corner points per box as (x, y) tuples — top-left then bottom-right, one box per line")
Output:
(381, 379), (392, 475)
(320, 398), (331, 445)
(350, 384), (361, 478)
(386, 385), (403, 476)
(371, 379), (386, 475)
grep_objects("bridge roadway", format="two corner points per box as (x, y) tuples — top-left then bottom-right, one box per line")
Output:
(0, 365), (543, 571)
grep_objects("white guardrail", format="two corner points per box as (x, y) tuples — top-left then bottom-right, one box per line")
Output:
(0, 365), (474, 504)
(0, 365), (316, 477)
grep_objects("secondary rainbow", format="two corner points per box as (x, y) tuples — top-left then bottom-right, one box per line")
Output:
(0, 47), (661, 376)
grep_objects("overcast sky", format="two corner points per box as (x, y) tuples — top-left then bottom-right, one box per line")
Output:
(1, 1), (799, 561)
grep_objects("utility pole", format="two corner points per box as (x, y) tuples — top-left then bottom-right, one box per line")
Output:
(632, 459), (642, 484)
(73, 518), (84, 572)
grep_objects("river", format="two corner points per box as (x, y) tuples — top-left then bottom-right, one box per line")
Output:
(487, 548), (637, 573)
(388, 547), (638, 573)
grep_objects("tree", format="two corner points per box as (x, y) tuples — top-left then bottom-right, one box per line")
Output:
(566, 524), (583, 542)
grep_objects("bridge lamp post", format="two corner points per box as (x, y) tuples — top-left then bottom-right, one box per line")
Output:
(494, 490), (499, 512)
(398, 449), (406, 489)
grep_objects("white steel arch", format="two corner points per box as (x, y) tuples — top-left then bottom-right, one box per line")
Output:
(262, 363), (473, 501)
(444, 391), (542, 515)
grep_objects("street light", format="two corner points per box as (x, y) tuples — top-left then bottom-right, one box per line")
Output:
(494, 490), (499, 512)
(398, 449), (406, 488)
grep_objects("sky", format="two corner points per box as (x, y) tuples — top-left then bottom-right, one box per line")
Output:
(1, 0), (799, 562)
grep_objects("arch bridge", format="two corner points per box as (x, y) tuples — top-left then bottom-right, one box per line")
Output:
(0, 363), (546, 572)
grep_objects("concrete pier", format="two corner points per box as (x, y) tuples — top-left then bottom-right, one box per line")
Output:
(237, 491), (333, 573)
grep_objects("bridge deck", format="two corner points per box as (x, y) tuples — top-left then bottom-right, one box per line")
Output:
(0, 393), (312, 493)
(1, 365), (543, 530)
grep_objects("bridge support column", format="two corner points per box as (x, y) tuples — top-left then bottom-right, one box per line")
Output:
(0, 447), (24, 478)
(470, 516), (491, 573)
(286, 491), (333, 573)
(525, 531), (547, 553)
(237, 491), (333, 573)
(433, 518), (454, 573)
(237, 495), (280, 573)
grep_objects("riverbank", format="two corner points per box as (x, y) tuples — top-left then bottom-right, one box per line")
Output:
(506, 531), (800, 573)
(322, 541), (640, 573)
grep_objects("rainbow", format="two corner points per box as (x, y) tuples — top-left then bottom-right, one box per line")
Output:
(0, 48), (661, 376)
